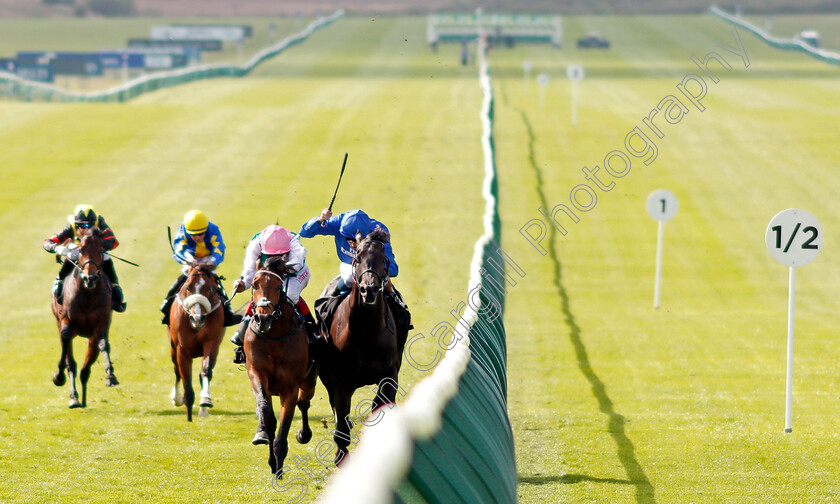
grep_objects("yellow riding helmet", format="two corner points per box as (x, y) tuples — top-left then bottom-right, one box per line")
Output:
(184, 210), (209, 235)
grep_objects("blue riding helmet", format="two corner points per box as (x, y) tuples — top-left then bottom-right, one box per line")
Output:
(339, 209), (371, 239)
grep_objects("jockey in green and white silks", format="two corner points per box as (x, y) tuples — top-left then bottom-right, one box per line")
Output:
(228, 225), (321, 360)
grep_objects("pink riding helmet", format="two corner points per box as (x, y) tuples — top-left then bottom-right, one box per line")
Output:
(260, 225), (293, 255)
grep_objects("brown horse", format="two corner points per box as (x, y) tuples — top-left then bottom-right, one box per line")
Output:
(318, 228), (407, 464)
(244, 258), (317, 477)
(51, 231), (119, 408)
(168, 264), (225, 422)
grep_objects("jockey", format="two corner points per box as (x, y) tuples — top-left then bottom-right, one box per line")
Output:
(43, 204), (126, 312)
(229, 225), (321, 364)
(299, 208), (411, 332)
(160, 210), (240, 327)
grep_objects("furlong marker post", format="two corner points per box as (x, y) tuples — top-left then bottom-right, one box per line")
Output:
(765, 208), (822, 433)
(646, 189), (678, 309)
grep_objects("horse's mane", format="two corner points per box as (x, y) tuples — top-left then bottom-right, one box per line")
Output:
(261, 254), (287, 275)
(362, 226), (390, 244)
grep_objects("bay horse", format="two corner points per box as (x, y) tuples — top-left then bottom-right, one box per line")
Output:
(51, 231), (119, 408)
(245, 257), (317, 477)
(168, 264), (225, 422)
(318, 228), (407, 464)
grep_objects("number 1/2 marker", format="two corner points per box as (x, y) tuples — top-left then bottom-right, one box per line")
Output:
(646, 190), (678, 309)
(765, 208), (822, 433)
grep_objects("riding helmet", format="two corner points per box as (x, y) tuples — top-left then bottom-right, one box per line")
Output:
(184, 210), (209, 235)
(72, 204), (98, 226)
(260, 225), (293, 255)
(339, 209), (371, 239)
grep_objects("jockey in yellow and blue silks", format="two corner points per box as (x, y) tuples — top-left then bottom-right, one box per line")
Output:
(159, 210), (241, 327)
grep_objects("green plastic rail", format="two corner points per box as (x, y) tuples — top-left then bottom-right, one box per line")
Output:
(318, 36), (516, 504)
(710, 5), (840, 65)
(0, 9), (344, 103)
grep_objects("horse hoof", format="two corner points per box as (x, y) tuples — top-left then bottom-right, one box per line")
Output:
(106, 375), (119, 387)
(335, 449), (348, 467)
(198, 407), (210, 418)
(199, 396), (213, 408)
(252, 431), (270, 445)
(296, 429), (312, 445)
(53, 372), (66, 387)
(69, 398), (83, 409)
(171, 387), (184, 407)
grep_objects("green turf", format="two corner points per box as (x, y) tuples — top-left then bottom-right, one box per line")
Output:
(493, 14), (840, 504)
(0, 16), (483, 503)
(4, 12), (840, 504)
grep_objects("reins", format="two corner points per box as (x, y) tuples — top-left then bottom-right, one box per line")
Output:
(250, 269), (300, 340)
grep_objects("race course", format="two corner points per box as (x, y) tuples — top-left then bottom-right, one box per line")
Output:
(2, 12), (840, 504)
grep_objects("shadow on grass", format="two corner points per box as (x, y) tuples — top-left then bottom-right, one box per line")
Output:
(155, 409), (253, 417)
(519, 110), (656, 504)
(519, 474), (632, 485)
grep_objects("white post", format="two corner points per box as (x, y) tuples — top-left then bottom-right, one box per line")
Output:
(571, 80), (578, 126)
(784, 265), (795, 433)
(654, 220), (664, 309)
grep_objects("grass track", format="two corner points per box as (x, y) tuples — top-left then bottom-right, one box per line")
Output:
(494, 14), (840, 504)
(0, 16), (483, 504)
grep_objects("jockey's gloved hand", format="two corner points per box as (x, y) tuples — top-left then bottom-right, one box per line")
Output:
(233, 278), (246, 293)
(67, 248), (80, 261)
(54, 245), (69, 256)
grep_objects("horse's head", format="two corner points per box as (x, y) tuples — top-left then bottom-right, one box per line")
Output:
(251, 258), (288, 334)
(353, 228), (390, 306)
(78, 231), (105, 291)
(180, 265), (217, 330)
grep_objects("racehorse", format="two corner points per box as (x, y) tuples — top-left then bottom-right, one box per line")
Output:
(168, 264), (225, 422)
(51, 231), (119, 408)
(244, 257), (317, 476)
(317, 228), (407, 464)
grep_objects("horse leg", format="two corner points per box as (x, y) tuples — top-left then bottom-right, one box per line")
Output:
(98, 330), (119, 387)
(53, 323), (72, 387)
(332, 390), (353, 466)
(170, 337), (184, 407)
(176, 346), (194, 422)
(371, 371), (400, 412)
(198, 352), (216, 417)
(295, 363), (317, 445)
(63, 328), (82, 409)
(79, 335), (102, 408)
(248, 373), (277, 473)
(273, 388), (297, 479)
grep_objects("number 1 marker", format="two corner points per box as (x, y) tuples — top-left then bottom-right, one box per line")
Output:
(646, 190), (678, 309)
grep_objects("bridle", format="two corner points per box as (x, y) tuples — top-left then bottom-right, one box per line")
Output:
(352, 240), (390, 299)
(250, 268), (298, 338)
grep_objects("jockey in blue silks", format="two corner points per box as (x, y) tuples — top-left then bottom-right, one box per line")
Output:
(299, 208), (411, 333)
(159, 209), (241, 327)
(300, 208), (398, 293)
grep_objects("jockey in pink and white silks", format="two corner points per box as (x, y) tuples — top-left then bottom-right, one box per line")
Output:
(229, 225), (321, 363)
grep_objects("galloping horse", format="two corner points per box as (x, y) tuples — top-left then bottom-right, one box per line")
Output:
(51, 231), (119, 408)
(168, 264), (225, 422)
(318, 228), (407, 464)
(245, 257), (317, 477)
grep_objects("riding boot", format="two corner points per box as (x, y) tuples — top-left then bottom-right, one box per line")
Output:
(52, 260), (74, 303)
(160, 274), (187, 325)
(52, 277), (64, 304)
(103, 258), (126, 313)
(230, 315), (250, 346)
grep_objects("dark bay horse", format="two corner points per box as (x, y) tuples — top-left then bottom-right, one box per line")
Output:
(51, 231), (119, 408)
(245, 259), (317, 477)
(318, 228), (407, 464)
(168, 264), (225, 422)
